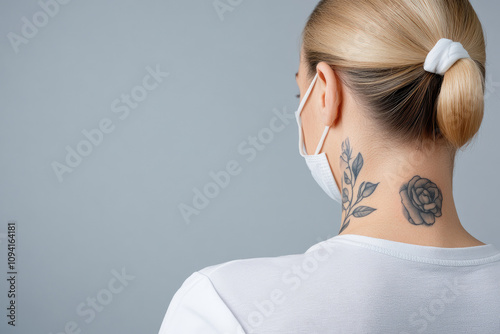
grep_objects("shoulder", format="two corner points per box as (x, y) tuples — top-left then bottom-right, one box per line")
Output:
(197, 238), (348, 292)
(158, 253), (309, 333)
(200, 237), (344, 281)
(158, 239), (347, 333)
(158, 270), (246, 334)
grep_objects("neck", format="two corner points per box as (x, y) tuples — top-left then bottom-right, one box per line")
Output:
(336, 137), (485, 247)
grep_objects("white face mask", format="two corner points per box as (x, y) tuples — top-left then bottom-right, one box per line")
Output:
(295, 73), (342, 204)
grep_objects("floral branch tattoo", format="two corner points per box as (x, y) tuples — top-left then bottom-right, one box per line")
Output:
(400, 176), (443, 226)
(339, 138), (379, 234)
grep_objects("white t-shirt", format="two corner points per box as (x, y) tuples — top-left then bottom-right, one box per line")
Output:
(158, 234), (500, 334)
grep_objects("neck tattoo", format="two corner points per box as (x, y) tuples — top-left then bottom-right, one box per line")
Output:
(339, 138), (380, 233)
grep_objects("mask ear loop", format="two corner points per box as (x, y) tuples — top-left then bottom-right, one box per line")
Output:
(314, 126), (331, 155)
(297, 73), (319, 156)
(297, 73), (318, 115)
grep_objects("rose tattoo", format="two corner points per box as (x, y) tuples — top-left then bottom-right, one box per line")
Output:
(400, 176), (443, 226)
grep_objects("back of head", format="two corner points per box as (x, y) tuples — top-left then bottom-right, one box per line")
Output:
(302, 0), (486, 150)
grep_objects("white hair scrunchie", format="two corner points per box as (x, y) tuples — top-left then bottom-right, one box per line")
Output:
(424, 38), (471, 75)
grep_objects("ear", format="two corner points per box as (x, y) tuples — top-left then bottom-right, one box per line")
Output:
(316, 62), (342, 127)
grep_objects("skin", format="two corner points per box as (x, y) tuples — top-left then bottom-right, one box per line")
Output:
(295, 48), (485, 247)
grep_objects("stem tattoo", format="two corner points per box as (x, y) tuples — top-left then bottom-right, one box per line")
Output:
(339, 138), (379, 234)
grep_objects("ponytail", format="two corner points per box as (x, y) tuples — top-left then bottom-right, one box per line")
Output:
(436, 58), (485, 148)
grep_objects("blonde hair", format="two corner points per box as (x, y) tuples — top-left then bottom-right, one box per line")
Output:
(302, 0), (486, 149)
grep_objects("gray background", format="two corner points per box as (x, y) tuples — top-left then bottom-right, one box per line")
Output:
(0, 1), (498, 333)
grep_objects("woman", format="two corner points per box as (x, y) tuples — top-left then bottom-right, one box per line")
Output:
(159, 0), (500, 332)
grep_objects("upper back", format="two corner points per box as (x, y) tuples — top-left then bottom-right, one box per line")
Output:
(201, 234), (500, 333)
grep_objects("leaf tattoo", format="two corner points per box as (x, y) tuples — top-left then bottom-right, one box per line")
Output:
(339, 138), (379, 233)
(352, 206), (377, 218)
(344, 171), (351, 185)
(361, 182), (378, 198)
(357, 181), (366, 200)
(352, 153), (363, 181)
(342, 188), (349, 203)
